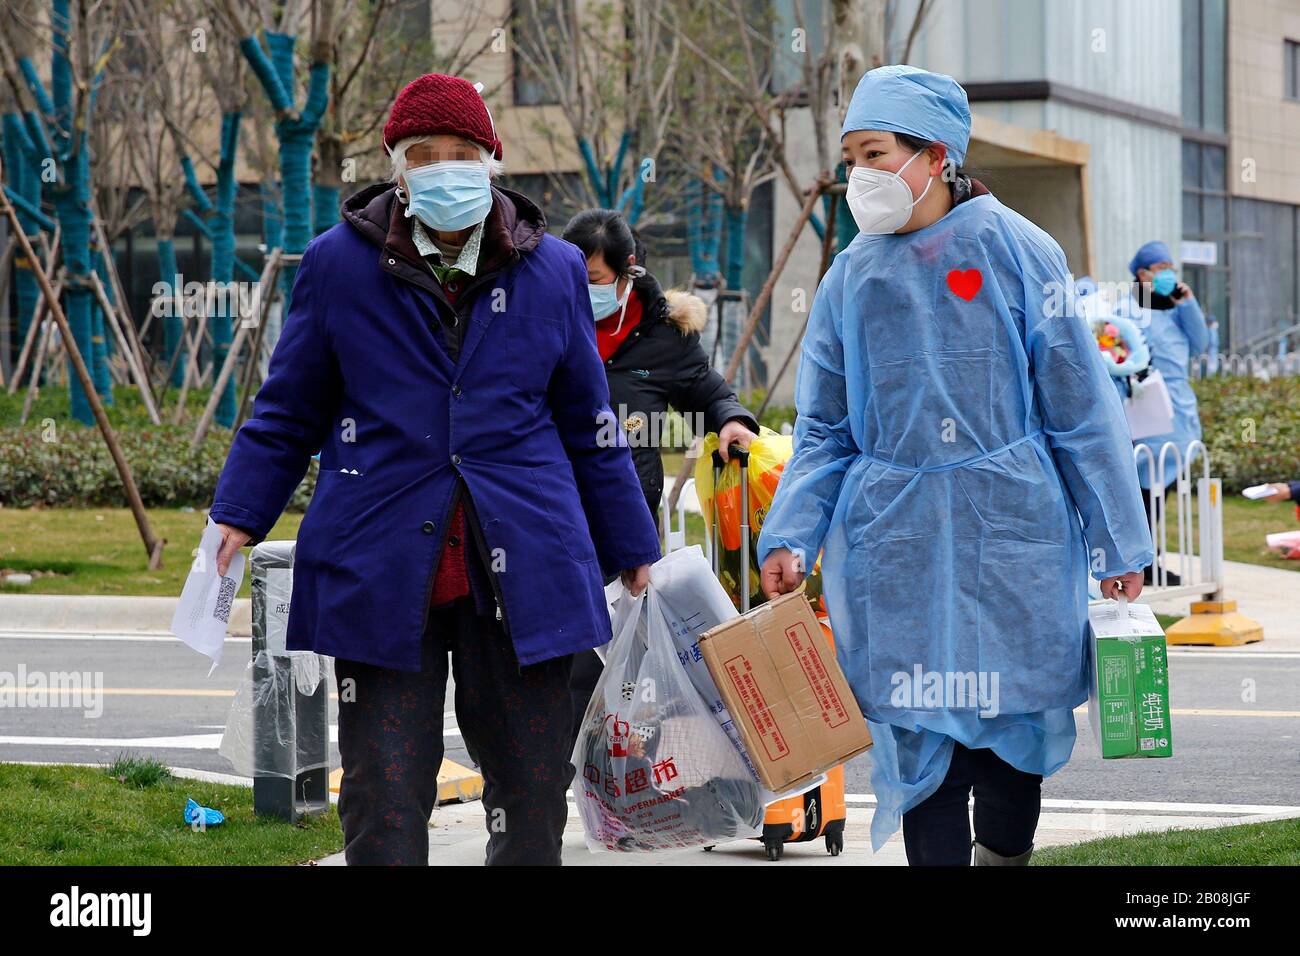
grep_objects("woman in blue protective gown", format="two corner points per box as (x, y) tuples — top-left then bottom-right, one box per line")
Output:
(756, 66), (1154, 866)
(1112, 241), (1209, 585)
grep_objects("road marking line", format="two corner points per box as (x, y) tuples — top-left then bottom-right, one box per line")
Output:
(1072, 705), (1299, 718)
(1169, 651), (1300, 660)
(0, 724), (463, 749)
(0, 631), (250, 644)
(842, 794), (1300, 815)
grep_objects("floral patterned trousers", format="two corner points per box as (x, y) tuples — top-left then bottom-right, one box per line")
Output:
(334, 597), (576, 865)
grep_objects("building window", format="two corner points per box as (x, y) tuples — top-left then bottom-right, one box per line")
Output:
(1181, 0), (1226, 132)
(512, 0), (568, 106)
(1181, 140), (1231, 346)
(1286, 39), (1300, 101)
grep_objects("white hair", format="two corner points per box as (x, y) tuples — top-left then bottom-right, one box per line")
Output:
(389, 135), (504, 182)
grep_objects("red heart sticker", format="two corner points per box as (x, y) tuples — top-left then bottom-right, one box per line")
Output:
(946, 269), (982, 301)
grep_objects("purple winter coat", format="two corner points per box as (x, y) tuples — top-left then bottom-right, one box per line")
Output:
(208, 183), (662, 670)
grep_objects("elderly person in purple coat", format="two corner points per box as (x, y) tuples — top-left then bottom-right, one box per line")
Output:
(209, 74), (660, 865)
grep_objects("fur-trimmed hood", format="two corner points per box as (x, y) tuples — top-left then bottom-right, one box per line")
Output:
(664, 289), (708, 336)
(631, 272), (708, 338)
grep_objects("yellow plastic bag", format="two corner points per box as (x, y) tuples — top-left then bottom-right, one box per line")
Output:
(694, 427), (822, 610)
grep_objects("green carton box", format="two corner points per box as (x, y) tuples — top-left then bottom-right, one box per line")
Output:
(1088, 601), (1173, 759)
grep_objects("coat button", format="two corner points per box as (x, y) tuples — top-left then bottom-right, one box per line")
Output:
(448, 534), (460, 547)
(422, 520), (436, 534)
(452, 384), (461, 396)
(387, 258), (395, 266)
(451, 454), (461, 465)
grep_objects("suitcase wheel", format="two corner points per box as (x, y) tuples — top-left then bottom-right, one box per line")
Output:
(764, 838), (784, 861)
(826, 830), (843, 856)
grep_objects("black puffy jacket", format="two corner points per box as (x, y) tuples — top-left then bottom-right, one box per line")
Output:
(601, 273), (759, 519)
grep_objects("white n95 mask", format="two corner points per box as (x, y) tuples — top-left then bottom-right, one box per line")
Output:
(845, 149), (934, 235)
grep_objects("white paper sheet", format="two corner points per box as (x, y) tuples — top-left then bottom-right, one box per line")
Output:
(170, 518), (245, 674)
(1242, 484), (1275, 500)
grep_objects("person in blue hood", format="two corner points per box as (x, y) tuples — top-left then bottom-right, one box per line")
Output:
(756, 65), (1153, 865)
(1112, 240), (1208, 585)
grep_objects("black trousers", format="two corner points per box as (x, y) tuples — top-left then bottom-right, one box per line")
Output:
(333, 596), (576, 865)
(569, 649), (605, 754)
(901, 743), (1042, 866)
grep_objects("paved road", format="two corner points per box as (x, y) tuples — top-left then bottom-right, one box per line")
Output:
(2, 634), (1297, 814)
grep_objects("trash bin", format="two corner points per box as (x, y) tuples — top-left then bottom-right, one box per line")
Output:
(218, 540), (331, 821)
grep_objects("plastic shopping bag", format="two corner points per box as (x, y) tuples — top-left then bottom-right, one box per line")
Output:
(572, 583), (765, 852)
(694, 426), (823, 610)
(1125, 368), (1175, 440)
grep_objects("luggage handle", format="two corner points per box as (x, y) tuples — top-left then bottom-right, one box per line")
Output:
(709, 441), (752, 613)
(710, 444), (749, 469)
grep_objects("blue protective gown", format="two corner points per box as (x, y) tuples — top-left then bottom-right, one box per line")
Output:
(1112, 291), (1208, 489)
(756, 194), (1154, 849)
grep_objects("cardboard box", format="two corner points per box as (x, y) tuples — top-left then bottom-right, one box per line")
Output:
(1088, 601), (1173, 759)
(697, 591), (872, 792)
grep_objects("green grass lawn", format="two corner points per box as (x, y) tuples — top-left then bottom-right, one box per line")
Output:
(1034, 816), (1300, 865)
(0, 761), (342, 866)
(0, 507), (303, 597)
(1184, 496), (1300, 571)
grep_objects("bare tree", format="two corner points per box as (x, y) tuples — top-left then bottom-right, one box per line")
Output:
(511, 0), (680, 223)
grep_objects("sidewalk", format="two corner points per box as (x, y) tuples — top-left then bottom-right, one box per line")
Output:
(0, 593), (252, 635)
(1142, 558), (1299, 650)
(313, 797), (1300, 866)
(2, 558), (1288, 646)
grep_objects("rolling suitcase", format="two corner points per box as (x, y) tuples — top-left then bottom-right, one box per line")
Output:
(706, 443), (849, 860)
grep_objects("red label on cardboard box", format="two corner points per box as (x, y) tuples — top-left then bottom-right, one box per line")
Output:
(723, 654), (789, 762)
(785, 620), (850, 729)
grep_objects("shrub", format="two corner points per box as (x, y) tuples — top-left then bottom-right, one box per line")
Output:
(1192, 376), (1300, 492)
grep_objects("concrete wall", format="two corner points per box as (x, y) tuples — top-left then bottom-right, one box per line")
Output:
(1228, 0), (1300, 206)
(759, 0), (1189, 404)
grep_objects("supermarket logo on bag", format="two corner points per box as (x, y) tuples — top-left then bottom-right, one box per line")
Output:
(890, 665), (1000, 717)
(606, 714), (632, 757)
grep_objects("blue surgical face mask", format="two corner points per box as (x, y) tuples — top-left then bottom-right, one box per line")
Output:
(588, 276), (632, 322)
(1152, 268), (1177, 296)
(402, 160), (492, 232)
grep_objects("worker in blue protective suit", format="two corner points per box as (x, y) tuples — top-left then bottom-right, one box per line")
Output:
(1112, 241), (1208, 585)
(755, 65), (1154, 866)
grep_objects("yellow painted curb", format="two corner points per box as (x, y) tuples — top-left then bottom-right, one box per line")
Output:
(1166, 600), (1264, 647)
(327, 759), (484, 804)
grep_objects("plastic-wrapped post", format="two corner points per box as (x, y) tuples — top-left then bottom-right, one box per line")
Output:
(250, 541), (330, 821)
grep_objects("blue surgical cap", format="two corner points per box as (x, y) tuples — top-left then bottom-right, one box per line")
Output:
(1129, 241), (1173, 275)
(840, 65), (972, 167)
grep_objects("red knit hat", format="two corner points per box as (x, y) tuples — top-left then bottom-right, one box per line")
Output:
(383, 73), (503, 160)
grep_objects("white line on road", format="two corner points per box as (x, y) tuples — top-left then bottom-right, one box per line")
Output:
(0, 630), (251, 644)
(0, 723), (464, 749)
(844, 793), (1300, 815)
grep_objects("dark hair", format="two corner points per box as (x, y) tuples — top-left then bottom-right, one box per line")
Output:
(562, 209), (636, 277)
(894, 132), (971, 201)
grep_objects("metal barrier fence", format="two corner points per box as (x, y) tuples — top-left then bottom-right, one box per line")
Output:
(1191, 352), (1300, 379)
(666, 440), (1227, 608)
(1136, 440), (1224, 604)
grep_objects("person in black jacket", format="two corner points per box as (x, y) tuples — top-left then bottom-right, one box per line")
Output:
(562, 209), (759, 743)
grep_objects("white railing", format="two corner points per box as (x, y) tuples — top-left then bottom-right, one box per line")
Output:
(660, 477), (697, 555)
(1191, 351), (1300, 379)
(1135, 439), (1224, 603)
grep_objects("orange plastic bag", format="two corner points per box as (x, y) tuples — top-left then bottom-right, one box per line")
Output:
(694, 427), (822, 610)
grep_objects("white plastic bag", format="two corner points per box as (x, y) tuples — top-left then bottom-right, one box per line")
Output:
(572, 583), (765, 852)
(1125, 368), (1175, 440)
